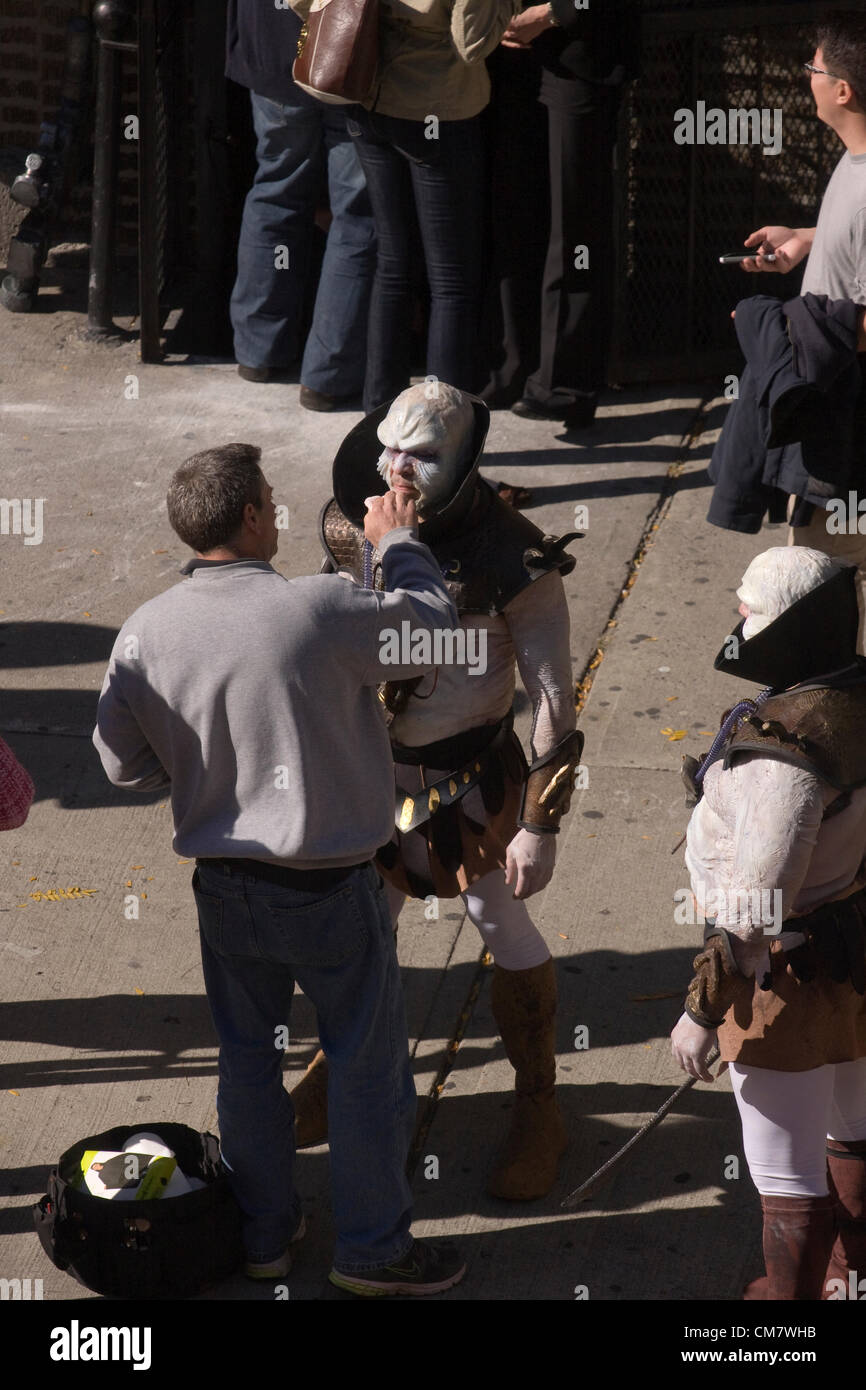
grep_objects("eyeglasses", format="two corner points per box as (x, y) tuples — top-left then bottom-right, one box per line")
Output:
(803, 61), (842, 79)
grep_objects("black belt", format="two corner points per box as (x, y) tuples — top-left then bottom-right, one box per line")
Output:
(195, 857), (369, 891)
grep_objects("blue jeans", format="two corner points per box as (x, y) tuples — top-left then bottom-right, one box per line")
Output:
(230, 91), (375, 391)
(346, 108), (486, 413)
(192, 860), (415, 1271)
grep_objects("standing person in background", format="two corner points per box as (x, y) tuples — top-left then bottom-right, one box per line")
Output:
(482, 0), (640, 428)
(289, 0), (518, 414)
(227, 0), (376, 410)
(734, 12), (866, 560)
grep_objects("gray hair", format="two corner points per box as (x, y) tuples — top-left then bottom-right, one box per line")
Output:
(167, 443), (264, 553)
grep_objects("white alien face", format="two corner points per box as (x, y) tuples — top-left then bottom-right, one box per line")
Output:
(736, 546), (838, 640)
(375, 383), (474, 514)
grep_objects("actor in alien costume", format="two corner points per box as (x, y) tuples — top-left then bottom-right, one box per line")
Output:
(292, 383), (583, 1200)
(672, 548), (866, 1300)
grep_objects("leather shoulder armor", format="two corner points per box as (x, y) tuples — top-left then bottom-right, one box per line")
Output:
(723, 684), (866, 791)
(320, 498), (384, 588)
(439, 485), (579, 615)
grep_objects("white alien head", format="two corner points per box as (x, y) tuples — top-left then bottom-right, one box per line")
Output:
(375, 383), (475, 514)
(737, 546), (839, 640)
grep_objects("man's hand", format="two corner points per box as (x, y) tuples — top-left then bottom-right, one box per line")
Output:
(671, 1011), (718, 1082)
(504, 827), (556, 899)
(741, 225), (813, 274)
(501, 3), (552, 48)
(364, 490), (418, 548)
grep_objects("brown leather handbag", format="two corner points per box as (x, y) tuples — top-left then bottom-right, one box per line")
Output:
(292, 0), (379, 106)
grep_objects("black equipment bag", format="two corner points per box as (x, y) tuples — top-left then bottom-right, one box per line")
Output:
(33, 1123), (244, 1299)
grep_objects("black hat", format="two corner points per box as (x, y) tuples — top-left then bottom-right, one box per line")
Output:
(713, 564), (866, 690)
(331, 393), (490, 542)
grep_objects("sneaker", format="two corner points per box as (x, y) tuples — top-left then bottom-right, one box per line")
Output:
(328, 1238), (466, 1297)
(245, 1212), (306, 1280)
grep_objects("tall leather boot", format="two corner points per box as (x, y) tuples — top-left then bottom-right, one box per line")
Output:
(486, 958), (568, 1201)
(823, 1138), (866, 1299)
(289, 1050), (329, 1149)
(743, 1193), (836, 1300)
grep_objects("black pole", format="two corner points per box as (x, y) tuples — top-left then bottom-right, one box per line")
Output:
(85, 1), (137, 339)
(86, 34), (120, 335)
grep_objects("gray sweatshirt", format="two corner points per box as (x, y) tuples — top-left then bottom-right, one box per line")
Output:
(93, 529), (459, 868)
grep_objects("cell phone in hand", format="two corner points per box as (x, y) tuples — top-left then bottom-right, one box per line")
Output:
(719, 251), (776, 263)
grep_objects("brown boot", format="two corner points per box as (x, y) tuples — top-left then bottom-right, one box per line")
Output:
(289, 1049), (329, 1149)
(823, 1138), (866, 1299)
(486, 958), (568, 1201)
(743, 1193), (836, 1300)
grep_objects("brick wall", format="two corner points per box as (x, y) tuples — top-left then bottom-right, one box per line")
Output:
(0, 0), (141, 264)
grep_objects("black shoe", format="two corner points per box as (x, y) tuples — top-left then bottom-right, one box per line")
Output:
(328, 1238), (466, 1297)
(511, 396), (597, 428)
(237, 364), (288, 383)
(299, 385), (348, 412)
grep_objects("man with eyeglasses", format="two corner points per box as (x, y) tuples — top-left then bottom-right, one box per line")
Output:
(736, 11), (866, 621)
(742, 22), (866, 299)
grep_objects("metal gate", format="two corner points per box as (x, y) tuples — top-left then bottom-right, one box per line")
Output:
(611, 0), (848, 381)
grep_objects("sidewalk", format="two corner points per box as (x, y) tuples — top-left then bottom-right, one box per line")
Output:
(0, 285), (774, 1300)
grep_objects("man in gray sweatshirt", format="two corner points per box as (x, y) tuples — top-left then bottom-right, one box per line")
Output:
(93, 441), (466, 1297)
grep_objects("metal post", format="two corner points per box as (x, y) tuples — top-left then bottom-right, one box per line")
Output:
(85, 1), (137, 339)
(86, 35), (120, 335)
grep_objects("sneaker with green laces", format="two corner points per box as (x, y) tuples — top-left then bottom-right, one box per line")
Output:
(329, 1238), (466, 1297)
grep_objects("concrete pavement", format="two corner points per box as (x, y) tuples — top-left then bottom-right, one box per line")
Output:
(0, 261), (777, 1302)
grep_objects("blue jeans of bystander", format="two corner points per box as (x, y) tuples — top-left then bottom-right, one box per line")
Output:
(230, 91), (375, 391)
(192, 860), (415, 1271)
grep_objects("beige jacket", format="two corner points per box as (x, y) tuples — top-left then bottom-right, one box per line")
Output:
(291, 0), (518, 121)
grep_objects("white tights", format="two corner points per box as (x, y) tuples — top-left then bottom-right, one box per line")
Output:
(384, 868), (550, 972)
(730, 1058), (866, 1197)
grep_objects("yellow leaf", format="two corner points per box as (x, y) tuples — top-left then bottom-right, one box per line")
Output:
(133, 987), (144, 996)
(666, 696), (678, 702)
(125, 880), (132, 887)
(177, 858), (191, 865)
(83, 611), (91, 617)
(8, 1090), (19, 1097)
(131, 865), (144, 870)
(558, 932), (568, 939)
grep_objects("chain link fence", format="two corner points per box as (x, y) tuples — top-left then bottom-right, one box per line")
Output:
(611, 1), (845, 381)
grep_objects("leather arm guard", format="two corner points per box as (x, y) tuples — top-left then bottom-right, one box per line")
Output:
(684, 928), (744, 1029)
(517, 730), (584, 834)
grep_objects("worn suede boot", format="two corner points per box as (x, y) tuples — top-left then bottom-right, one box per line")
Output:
(822, 1138), (866, 1299)
(289, 1049), (329, 1149)
(743, 1193), (836, 1300)
(486, 958), (568, 1201)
